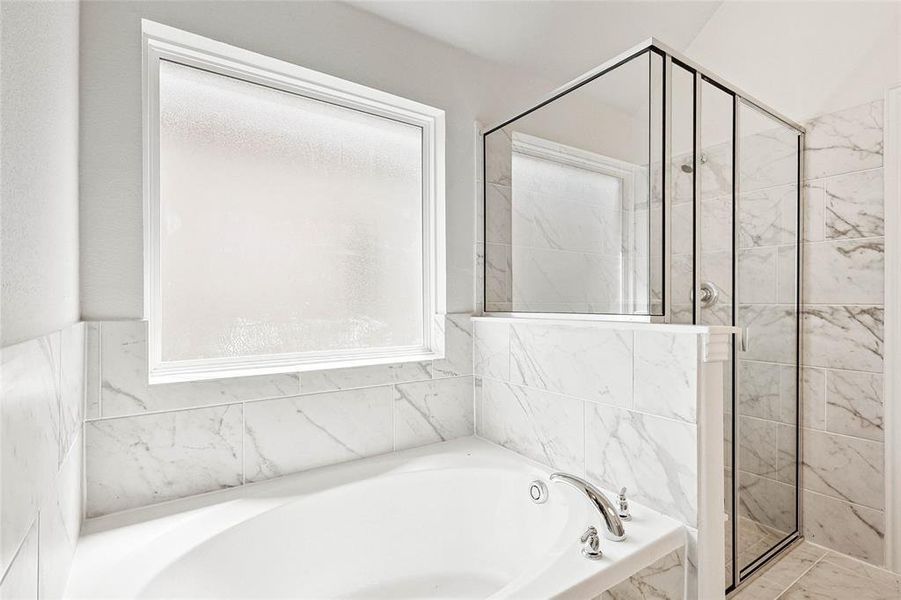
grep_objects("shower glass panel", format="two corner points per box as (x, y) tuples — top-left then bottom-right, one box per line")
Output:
(480, 41), (803, 596)
(735, 101), (801, 576)
(483, 50), (664, 315)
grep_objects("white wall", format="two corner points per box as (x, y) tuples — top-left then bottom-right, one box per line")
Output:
(79, 0), (550, 320)
(1, 0), (80, 347)
(685, 1), (901, 122)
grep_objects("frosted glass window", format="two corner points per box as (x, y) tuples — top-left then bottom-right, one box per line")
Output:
(158, 60), (424, 362)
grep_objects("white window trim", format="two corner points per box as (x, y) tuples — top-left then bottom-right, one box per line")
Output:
(142, 20), (446, 384)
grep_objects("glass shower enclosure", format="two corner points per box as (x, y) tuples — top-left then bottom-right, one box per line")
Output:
(481, 39), (803, 595)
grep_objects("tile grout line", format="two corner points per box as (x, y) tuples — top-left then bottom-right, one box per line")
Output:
(771, 552), (831, 599)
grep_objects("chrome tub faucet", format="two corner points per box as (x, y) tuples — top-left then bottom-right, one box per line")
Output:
(549, 472), (627, 543)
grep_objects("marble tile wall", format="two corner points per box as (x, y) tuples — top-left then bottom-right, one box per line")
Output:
(473, 318), (703, 527)
(797, 99), (886, 565)
(1, 323), (84, 598)
(481, 130), (645, 314)
(84, 314), (475, 518)
(596, 548), (686, 600)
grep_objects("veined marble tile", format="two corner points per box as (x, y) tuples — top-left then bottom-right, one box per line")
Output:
(672, 201), (694, 257)
(802, 428), (883, 508)
(1, 335), (60, 575)
(100, 320), (299, 417)
(0, 518), (37, 599)
(805, 100), (883, 180)
(510, 182), (622, 256)
(39, 430), (82, 600)
(779, 555), (893, 599)
(821, 552), (901, 592)
(803, 180), (826, 242)
(803, 490), (884, 564)
(598, 548), (684, 600)
(701, 193), (734, 253)
(484, 126), (512, 186)
(700, 249), (733, 304)
(739, 125), (799, 193)
(826, 370), (883, 441)
(802, 239), (884, 305)
(739, 304), (798, 365)
(776, 245), (798, 305)
(244, 386), (393, 483)
(739, 247), (777, 304)
(738, 471), (797, 536)
(739, 416), (779, 479)
(758, 542), (827, 588)
(633, 331), (697, 422)
(738, 360), (780, 420)
(476, 378), (583, 474)
(824, 169), (884, 240)
(586, 404), (698, 526)
(431, 314), (473, 378)
(473, 319), (509, 380)
(739, 184), (797, 249)
(509, 323), (632, 406)
(394, 376), (474, 451)
(802, 306), (883, 372)
(780, 366), (825, 429)
(301, 361), (432, 394)
(86, 404), (243, 517)
(484, 242), (511, 305)
(484, 183), (511, 245)
(59, 322), (84, 465)
(510, 246), (621, 310)
(85, 321), (101, 419)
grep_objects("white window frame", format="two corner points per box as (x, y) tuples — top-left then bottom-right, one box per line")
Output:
(142, 20), (446, 384)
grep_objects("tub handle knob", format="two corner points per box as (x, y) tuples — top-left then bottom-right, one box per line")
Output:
(618, 487), (632, 521)
(580, 526), (603, 560)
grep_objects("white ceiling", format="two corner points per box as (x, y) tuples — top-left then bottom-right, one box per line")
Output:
(348, 1), (723, 84)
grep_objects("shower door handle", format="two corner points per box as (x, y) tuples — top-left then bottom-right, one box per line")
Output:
(740, 328), (750, 353)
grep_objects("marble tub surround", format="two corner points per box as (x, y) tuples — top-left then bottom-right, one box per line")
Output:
(473, 316), (731, 598)
(797, 99), (887, 565)
(84, 314), (475, 518)
(596, 548), (686, 600)
(0, 322), (84, 598)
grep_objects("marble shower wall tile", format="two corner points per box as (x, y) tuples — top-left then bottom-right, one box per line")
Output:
(802, 239), (884, 305)
(802, 305), (883, 372)
(394, 377), (474, 451)
(86, 404), (244, 517)
(2, 323), (87, 595)
(58, 322), (84, 464)
(244, 387), (393, 483)
(100, 320), (299, 417)
(476, 378), (584, 474)
(826, 369), (883, 441)
(805, 100), (883, 180)
(739, 304), (797, 364)
(0, 519), (38, 599)
(39, 430), (83, 600)
(633, 331), (697, 422)
(1, 335), (60, 575)
(431, 314), (473, 378)
(803, 490), (884, 564)
(509, 323), (632, 406)
(738, 471), (796, 535)
(803, 181), (826, 242)
(802, 428), (883, 509)
(473, 319), (509, 380)
(85, 321), (101, 419)
(824, 169), (884, 239)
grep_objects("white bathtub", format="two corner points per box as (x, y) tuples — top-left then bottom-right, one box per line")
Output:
(66, 438), (685, 599)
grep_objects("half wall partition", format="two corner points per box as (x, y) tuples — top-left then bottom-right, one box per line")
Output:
(481, 39), (804, 596)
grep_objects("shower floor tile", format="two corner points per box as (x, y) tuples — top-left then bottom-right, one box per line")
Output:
(731, 542), (901, 600)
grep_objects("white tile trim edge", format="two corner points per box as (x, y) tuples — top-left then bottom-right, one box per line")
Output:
(884, 82), (901, 574)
